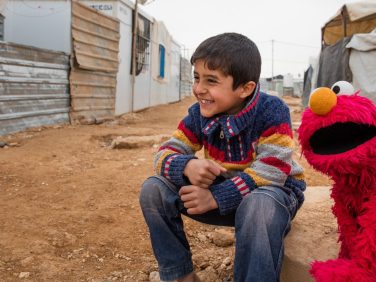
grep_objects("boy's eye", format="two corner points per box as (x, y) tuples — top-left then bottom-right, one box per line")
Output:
(207, 78), (218, 84)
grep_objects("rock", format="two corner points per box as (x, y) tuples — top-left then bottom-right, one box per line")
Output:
(20, 256), (34, 266)
(192, 253), (210, 270)
(48, 231), (77, 248)
(138, 272), (149, 281)
(210, 229), (235, 247)
(8, 142), (20, 147)
(29, 240), (54, 254)
(0, 141), (7, 148)
(110, 134), (170, 149)
(196, 266), (218, 282)
(19, 272), (30, 278)
(111, 271), (123, 278)
(149, 271), (160, 282)
(197, 233), (207, 242)
(222, 257), (232, 266)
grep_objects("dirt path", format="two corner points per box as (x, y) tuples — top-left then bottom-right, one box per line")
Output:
(0, 96), (330, 281)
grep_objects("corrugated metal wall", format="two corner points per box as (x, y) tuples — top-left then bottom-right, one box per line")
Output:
(70, 1), (120, 124)
(180, 57), (192, 98)
(0, 15), (4, 41)
(0, 41), (70, 136)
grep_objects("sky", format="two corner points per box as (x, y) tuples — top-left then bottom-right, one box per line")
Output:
(141, 0), (363, 79)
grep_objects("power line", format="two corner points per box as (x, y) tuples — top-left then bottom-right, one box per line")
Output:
(275, 40), (318, 49)
(258, 39), (318, 49)
(263, 58), (309, 64)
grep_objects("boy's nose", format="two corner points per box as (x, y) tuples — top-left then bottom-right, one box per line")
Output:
(193, 82), (207, 95)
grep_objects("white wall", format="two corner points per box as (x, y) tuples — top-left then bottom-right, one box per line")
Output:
(149, 20), (169, 107)
(115, 3), (133, 115)
(168, 39), (181, 103)
(149, 21), (181, 107)
(3, 0), (71, 53)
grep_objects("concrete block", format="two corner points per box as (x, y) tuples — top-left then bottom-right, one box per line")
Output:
(281, 186), (339, 282)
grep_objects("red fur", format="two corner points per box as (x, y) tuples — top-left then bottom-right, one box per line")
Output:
(298, 93), (376, 282)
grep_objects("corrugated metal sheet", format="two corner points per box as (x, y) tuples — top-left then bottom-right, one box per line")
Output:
(0, 15), (4, 41)
(70, 69), (116, 123)
(180, 57), (192, 98)
(0, 41), (70, 136)
(70, 1), (120, 124)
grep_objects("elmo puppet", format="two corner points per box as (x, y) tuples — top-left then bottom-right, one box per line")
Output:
(298, 81), (376, 281)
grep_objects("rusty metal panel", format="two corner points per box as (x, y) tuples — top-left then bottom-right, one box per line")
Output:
(0, 41), (70, 136)
(70, 69), (116, 123)
(72, 1), (119, 72)
(70, 1), (119, 124)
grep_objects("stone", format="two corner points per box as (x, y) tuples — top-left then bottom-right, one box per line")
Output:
(196, 266), (218, 282)
(149, 271), (160, 282)
(210, 229), (234, 247)
(110, 135), (170, 149)
(19, 272), (30, 278)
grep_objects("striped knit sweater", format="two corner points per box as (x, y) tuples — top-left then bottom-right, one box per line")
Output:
(154, 89), (306, 215)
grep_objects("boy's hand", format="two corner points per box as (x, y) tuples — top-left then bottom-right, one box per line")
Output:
(183, 159), (227, 188)
(179, 185), (218, 215)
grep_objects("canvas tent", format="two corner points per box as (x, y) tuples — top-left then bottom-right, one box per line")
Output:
(303, 1), (376, 106)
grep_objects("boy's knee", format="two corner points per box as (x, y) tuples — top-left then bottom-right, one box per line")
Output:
(139, 178), (164, 209)
(236, 189), (288, 228)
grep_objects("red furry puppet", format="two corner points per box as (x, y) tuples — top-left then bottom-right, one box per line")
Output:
(298, 81), (376, 281)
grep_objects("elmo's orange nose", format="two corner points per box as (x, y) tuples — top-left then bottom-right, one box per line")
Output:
(309, 87), (337, 115)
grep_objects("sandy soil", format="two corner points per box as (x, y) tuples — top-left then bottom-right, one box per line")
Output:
(0, 95), (331, 281)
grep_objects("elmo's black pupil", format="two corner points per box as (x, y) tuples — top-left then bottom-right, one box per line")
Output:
(332, 85), (340, 94)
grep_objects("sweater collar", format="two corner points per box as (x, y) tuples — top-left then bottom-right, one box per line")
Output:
(201, 84), (261, 138)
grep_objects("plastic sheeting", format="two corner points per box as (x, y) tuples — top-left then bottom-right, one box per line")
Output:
(346, 29), (376, 102)
(316, 37), (353, 88)
(323, 1), (376, 46)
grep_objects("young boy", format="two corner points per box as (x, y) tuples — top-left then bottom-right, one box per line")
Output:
(140, 32), (305, 282)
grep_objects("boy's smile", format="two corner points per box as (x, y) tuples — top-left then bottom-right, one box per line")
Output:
(193, 59), (255, 118)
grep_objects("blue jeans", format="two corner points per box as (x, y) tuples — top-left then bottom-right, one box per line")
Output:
(139, 176), (300, 282)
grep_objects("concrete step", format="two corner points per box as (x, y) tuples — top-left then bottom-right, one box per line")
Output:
(281, 186), (339, 282)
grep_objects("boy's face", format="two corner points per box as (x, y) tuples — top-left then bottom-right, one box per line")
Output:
(193, 59), (254, 118)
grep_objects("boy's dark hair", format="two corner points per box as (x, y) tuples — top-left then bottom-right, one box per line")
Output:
(190, 32), (261, 89)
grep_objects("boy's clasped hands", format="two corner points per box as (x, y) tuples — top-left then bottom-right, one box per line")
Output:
(180, 159), (227, 215)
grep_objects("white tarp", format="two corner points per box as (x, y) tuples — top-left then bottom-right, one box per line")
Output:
(346, 28), (376, 102)
(322, 1), (376, 46)
(327, 1), (376, 22)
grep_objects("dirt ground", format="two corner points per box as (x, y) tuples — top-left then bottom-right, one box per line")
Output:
(0, 95), (331, 281)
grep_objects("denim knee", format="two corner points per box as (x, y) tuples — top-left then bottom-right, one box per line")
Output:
(235, 188), (292, 231)
(139, 177), (164, 211)
(234, 189), (292, 282)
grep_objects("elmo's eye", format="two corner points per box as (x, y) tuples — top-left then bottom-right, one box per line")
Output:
(331, 81), (354, 96)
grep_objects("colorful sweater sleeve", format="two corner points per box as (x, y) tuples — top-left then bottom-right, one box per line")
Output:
(154, 106), (203, 187)
(210, 98), (305, 215)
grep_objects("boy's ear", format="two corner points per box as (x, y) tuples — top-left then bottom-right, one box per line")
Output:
(239, 81), (256, 99)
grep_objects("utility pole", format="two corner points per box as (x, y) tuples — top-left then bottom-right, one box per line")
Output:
(131, 0), (139, 112)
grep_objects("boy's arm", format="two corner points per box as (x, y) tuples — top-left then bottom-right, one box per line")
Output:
(209, 100), (305, 215)
(154, 106), (203, 187)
